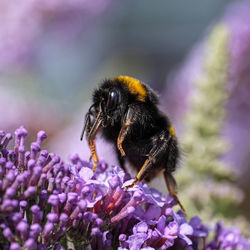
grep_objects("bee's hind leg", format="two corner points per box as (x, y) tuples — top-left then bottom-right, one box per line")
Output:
(124, 130), (186, 215)
(124, 131), (172, 189)
(115, 147), (127, 172)
(163, 171), (187, 216)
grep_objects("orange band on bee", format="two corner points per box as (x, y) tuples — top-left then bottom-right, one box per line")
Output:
(113, 75), (147, 102)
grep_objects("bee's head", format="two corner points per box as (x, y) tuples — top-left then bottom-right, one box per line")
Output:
(81, 76), (154, 142)
(93, 79), (128, 127)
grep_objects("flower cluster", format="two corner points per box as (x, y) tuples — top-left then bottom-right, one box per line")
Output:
(0, 126), (249, 249)
(207, 222), (250, 250)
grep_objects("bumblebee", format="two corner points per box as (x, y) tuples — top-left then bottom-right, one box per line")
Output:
(81, 76), (185, 214)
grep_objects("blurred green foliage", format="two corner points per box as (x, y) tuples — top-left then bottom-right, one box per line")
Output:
(177, 24), (249, 233)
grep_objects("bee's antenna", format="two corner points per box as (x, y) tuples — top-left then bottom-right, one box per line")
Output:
(80, 103), (97, 141)
(87, 105), (103, 143)
(80, 113), (90, 141)
(80, 121), (87, 141)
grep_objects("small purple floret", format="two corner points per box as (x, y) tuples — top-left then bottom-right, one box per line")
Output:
(10, 242), (21, 250)
(24, 238), (37, 250)
(37, 131), (47, 144)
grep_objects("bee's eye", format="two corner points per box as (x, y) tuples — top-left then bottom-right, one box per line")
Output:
(107, 88), (119, 110)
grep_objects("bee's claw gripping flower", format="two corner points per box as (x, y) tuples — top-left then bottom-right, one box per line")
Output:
(0, 126), (249, 249)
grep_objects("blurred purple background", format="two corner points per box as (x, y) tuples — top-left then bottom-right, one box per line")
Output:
(1, 0), (235, 140)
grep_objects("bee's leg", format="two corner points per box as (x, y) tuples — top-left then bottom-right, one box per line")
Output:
(163, 171), (187, 216)
(123, 134), (170, 189)
(117, 108), (134, 157)
(88, 117), (102, 172)
(80, 103), (96, 141)
(89, 140), (99, 172)
(115, 147), (127, 172)
(124, 159), (151, 189)
(81, 112), (91, 141)
(87, 104), (104, 172)
(123, 138), (169, 189)
(87, 110), (103, 144)
(80, 110), (98, 169)
(117, 121), (131, 157)
(124, 131), (186, 215)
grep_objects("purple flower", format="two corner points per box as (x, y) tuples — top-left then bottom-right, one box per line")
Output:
(0, 126), (249, 249)
(207, 222), (250, 250)
(126, 222), (150, 250)
(189, 216), (208, 238)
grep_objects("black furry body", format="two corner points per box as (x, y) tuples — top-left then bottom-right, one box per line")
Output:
(91, 78), (179, 182)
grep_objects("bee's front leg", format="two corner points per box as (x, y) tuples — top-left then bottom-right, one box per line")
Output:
(117, 108), (135, 157)
(89, 140), (99, 172)
(117, 121), (131, 157)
